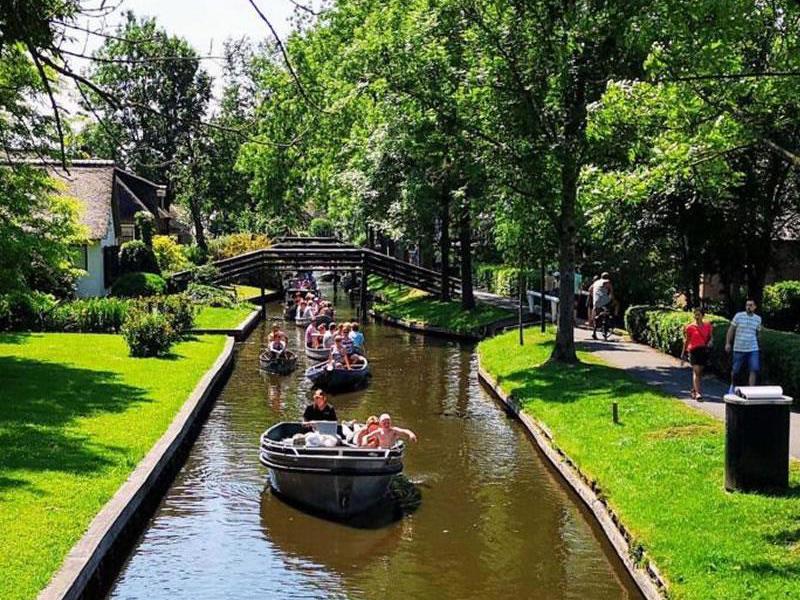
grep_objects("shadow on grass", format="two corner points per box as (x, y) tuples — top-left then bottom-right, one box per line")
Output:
(0, 332), (34, 345)
(0, 356), (151, 491)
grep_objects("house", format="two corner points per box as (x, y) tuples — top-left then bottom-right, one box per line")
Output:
(22, 159), (178, 297)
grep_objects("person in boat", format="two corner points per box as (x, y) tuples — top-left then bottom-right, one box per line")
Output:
(312, 322), (327, 348)
(269, 323), (288, 344)
(303, 389), (337, 422)
(304, 320), (317, 348)
(349, 322), (365, 354)
(363, 413), (417, 449)
(267, 325), (288, 360)
(354, 415), (380, 448)
(297, 300), (307, 319)
(341, 323), (355, 355)
(302, 299), (317, 320)
(322, 322), (336, 349)
(329, 335), (352, 370)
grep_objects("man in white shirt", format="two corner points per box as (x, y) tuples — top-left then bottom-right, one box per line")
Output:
(725, 298), (762, 394)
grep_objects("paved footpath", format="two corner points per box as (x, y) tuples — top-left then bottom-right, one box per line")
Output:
(574, 326), (800, 459)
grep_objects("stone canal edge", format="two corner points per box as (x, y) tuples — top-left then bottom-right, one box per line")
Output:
(39, 336), (237, 600)
(477, 362), (667, 600)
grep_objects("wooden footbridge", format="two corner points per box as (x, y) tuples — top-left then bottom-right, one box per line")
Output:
(172, 237), (461, 315)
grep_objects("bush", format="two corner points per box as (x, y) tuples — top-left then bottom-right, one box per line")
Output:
(475, 264), (535, 297)
(0, 291), (57, 331)
(185, 263), (220, 286)
(763, 281), (800, 332)
(625, 305), (800, 402)
(152, 235), (190, 274)
(182, 243), (208, 265)
(207, 233), (270, 261)
(119, 240), (160, 275)
(184, 283), (237, 308)
(47, 298), (130, 332)
(134, 211), (155, 247)
(121, 309), (175, 357)
(308, 217), (335, 238)
(134, 294), (195, 333)
(111, 272), (167, 298)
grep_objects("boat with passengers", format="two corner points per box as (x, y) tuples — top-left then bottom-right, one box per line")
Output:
(260, 420), (404, 517)
(305, 359), (370, 392)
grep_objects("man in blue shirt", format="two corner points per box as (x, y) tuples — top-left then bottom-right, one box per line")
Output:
(725, 298), (762, 394)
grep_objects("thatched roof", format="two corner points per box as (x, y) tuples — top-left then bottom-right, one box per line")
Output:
(44, 160), (116, 240)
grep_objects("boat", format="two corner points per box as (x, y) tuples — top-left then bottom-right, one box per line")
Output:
(295, 315), (313, 327)
(305, 359), (370, 392)
(259, 349), (298, 375)
(259, 421), (404, 517)
(305, 343), (330, 361)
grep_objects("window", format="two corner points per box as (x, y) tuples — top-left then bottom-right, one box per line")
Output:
(72, 245), (88, 271)
(120, 223), (135, 243)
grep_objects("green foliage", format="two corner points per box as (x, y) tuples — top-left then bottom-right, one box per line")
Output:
(134, 294), (195, 333)
(184, 283), (236, 308)
(118, 240), (160, 275)
(121, 309), (174, 357)
(625, 305), (800, 401)
(474, 264), (535, 297)
(308, 217), (335, 238)
(206, 232), (270, 260)
(479, 328), (800, 600)
(134, 211), (155, 247)
(110, 272), (167, 298)
(184, 263), (220, 286)
(762, 281), (800, 332)
(152, 235), (189, 274)
(0, 290), (57, 331)
(182, 243), (208, 266)
(47, 298), (130, 333)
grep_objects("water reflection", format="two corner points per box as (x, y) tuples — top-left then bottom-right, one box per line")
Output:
(107, 292), (640, 600)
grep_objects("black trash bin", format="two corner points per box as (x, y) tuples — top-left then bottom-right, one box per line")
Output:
(724, 386), (792, 493)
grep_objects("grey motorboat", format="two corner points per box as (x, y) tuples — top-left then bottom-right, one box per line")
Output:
(259, 421), (404, 517)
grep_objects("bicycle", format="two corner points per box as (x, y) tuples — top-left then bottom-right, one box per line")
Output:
(592, 306), (612, 340)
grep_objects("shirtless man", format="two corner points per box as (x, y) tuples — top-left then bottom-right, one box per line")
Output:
(363, 413), (417, 449)
(268, 324), (288, 346)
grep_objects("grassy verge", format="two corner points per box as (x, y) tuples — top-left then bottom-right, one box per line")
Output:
(369, 276), (512, 335)
(0, 332), (226, 600)
(193, 305), (255, 330)
(231, 284), (265, 301)
(478, 328), (800, 600)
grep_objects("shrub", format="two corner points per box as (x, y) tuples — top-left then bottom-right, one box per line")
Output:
(624, 305), (800, 402)
(308, 217), (334, 238)
(762, 281), (800, 332)
(184, 283), (236, 308)
(207, 233), (270, 261)
(47, 298), (130, 332)
(122, 309), (175, 357)
(152, 235), (190, 274)
(134, 294), (195, 333)
(185, 263), (220, 286)
(134, 211), (156, 247)
(111, 272), (167, 298)
(0, 291), (57, 331)
(475, 264), (535, 297)
(119, 240), (160, 275)
(182, 243), (208, 266)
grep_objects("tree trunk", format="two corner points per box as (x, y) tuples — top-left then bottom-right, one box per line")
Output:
(440, 190), (451, 301)
(190, 198), (207, 253)
(459, 200), (475, 310)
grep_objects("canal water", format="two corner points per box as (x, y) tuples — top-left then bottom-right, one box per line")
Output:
(107, 296), (641, 600)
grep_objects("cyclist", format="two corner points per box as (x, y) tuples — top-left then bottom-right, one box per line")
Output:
(590, 272), (614, 340)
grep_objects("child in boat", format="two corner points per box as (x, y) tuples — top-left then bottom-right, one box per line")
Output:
(269, 324), (288, 346)
(349, 322), (365, 353)
(313, 322), (327, 348)
(355, 415), (380, 448)
(328, 335), (351, 370)
(363, 414), (417, 449)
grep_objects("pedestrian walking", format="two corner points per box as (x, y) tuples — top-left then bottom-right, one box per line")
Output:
(682, 308), (713, 400)
(725, 298), (762, 394)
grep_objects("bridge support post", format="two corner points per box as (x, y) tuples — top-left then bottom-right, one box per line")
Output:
(359, 267), (368, 322)
(333, 270), (338, 301)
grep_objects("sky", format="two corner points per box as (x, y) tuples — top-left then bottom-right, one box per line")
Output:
(67, 0), (302, 99)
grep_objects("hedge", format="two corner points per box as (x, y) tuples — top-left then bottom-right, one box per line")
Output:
(625, 305), (800, 400)
(762, 280), (800, 333)
(111, 272), (167, 298)
(475, 264), (536, 297)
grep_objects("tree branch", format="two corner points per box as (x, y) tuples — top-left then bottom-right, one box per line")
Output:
(26, 44), (68, 170)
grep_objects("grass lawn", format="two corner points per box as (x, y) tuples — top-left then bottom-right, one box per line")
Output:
(478, 328), (800, 600)
(231, 284), (264, 301)
(193, 305), (254, 330)
(0, 332), (226, 600)
(369, 276), (511, 335)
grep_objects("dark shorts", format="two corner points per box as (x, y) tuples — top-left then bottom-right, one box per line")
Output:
(688, 346), (709, 367)
(732, 350), (760, 374)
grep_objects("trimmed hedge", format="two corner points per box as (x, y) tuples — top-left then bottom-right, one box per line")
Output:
(625, 305), (800, 401)
(111, 272), (167, 298)
(763, 280), (800, 332)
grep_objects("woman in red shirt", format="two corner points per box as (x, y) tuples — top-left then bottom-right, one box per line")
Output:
(682, 308), (713, 401)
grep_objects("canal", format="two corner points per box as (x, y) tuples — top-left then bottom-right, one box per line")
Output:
(108, 296), (641, 600)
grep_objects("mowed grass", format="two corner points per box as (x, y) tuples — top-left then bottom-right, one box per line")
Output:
(0, 332), (226, 600)
(193, 305), (254, 330)
(369, 276), (511, 335)
(231, 284), (265, 301)
(478, 328), (800, 600)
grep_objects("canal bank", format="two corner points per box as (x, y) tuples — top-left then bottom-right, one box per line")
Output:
(105, 296), (641, 600)
(478, 328), (800, 600)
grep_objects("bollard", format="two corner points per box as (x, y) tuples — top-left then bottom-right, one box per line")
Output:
(612, 402), (619, 424)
